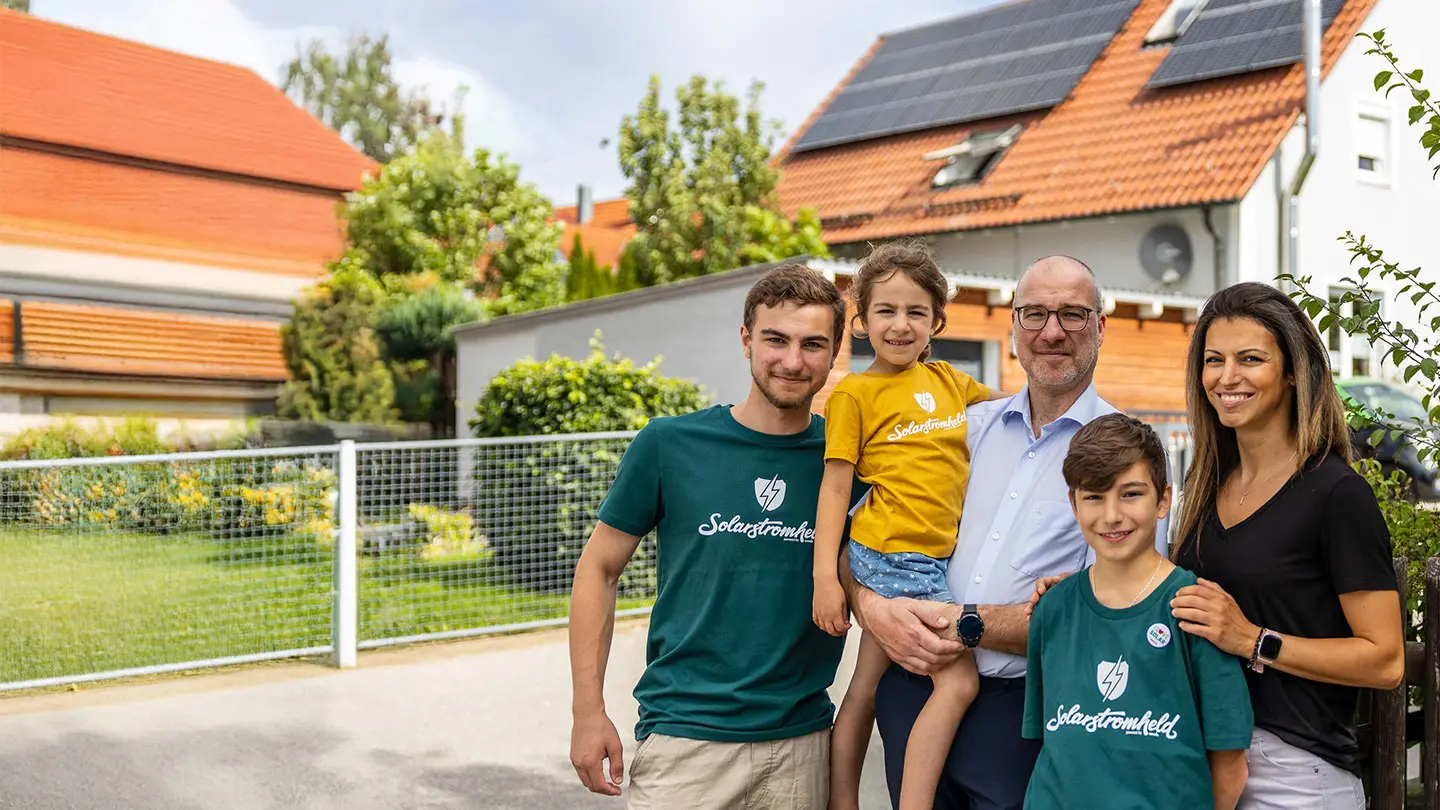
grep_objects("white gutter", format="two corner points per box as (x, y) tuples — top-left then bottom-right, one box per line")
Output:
(1284, 0), (1323, 292)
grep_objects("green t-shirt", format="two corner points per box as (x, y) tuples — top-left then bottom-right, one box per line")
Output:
(1022, 566), (1254, 810)
(597, 405), (846, 743)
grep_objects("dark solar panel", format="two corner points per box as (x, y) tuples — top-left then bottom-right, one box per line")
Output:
(789, 0), (1140, 152)
(1147, 0), (1348, 89)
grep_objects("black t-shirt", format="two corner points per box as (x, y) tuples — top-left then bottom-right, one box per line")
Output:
(1175, 452), (1396, 774)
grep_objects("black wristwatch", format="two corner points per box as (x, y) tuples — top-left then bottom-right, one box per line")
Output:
(958, 604), (984, 648)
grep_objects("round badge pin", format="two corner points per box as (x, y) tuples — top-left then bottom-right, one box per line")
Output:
(1146, 623), (1172, 649)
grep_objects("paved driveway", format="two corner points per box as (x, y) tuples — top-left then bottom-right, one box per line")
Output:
(0, 621), (892, 809)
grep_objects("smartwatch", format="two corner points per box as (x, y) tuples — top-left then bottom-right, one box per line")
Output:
(958, 604), (984, 648)
(1249, 628), (1283, 672)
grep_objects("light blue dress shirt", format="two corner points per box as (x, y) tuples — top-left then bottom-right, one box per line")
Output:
(945, 384), (1170, 679)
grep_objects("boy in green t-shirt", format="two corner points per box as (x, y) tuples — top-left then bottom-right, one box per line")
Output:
(1022, 414), (1252, 810)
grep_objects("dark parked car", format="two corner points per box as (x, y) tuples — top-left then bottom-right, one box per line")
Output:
(1336, 377), (1439, 503)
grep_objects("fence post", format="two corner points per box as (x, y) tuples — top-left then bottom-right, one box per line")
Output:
(1426, 557), (1440, 809)
(332, 440), (358, 669)
(1369, 557), (1409, 809)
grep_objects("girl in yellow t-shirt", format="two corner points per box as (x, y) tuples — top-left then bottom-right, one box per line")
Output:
(814, 241), (1005, 810)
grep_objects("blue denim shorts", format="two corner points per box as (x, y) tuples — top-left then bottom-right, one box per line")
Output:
(847, 539), (955, 603)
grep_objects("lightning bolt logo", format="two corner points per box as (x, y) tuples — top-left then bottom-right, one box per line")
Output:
(1096, 657), (1129, 702)
(754, 475), (787, 512)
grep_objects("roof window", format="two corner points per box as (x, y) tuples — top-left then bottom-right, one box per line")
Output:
(924, 124), (1023, 188)
(1145, 0), (1207, 46)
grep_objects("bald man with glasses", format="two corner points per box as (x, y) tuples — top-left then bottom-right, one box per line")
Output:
(845, 255), (1168, 810)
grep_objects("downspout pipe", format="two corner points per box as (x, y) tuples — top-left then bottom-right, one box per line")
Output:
(1284, 0), (1323, 292)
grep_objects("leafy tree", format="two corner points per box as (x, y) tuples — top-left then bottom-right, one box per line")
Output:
(281, 33), (450, 164)
(1280, 30), (1438, 469)
(376, 281), (483, 425)
(564, 233), (618, 303)
(618, 74), (829, 285)
(277, 266), (397, 424)
(739, 206), (830, 266)
(340, 136), (565, 315)
(2, 1), (30, 12)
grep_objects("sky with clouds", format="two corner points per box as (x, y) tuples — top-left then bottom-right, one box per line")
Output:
(28, 0), (1005, 206)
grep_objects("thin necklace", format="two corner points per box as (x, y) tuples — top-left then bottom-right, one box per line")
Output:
(1238, 450), (1299, 505)
(1090, 556), (1166, 608)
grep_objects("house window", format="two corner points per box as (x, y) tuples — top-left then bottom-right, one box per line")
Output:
(925, 125), (1023, 188)
(1145, 0), (1206, 45)
(1356, 111), (1390, 181)
(1325, 286), (1378, 378)
(850, 337), (987, 381)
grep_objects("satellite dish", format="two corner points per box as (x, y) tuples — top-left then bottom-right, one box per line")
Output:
(1139, 224), (1193, 285)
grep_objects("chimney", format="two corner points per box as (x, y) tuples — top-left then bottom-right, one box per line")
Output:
(577, 184), (594, 225)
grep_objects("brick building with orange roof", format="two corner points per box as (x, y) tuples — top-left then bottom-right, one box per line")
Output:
(528, 0), (1437, 422)
(0, 9), (374, 427)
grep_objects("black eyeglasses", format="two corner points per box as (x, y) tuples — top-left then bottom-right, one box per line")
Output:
(1012, 305), (1096, 332)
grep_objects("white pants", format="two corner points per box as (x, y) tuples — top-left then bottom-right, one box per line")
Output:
(1238, 728), (1365, 810)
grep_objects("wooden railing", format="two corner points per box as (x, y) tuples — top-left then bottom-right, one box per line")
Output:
(1364, 556), (1438, 810)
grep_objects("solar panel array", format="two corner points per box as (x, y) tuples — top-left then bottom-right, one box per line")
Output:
(789, 0), (1140, 152)
(1147, 0), (1348, 89)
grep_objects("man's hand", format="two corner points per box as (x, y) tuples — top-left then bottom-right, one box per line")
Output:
(812, 577), (851, 637)
(570, 710), (625, 796)
(1023, 574), (1070, 617)
(851, 588), (963, 675)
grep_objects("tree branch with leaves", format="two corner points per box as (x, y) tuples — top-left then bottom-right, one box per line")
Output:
(1279, 29), (1438, 469)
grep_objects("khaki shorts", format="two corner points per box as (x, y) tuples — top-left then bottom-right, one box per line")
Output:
(626, 729), (829, 810)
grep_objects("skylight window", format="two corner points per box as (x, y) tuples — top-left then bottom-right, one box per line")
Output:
(1145, 0), (1207, 46)
(925, 124), (1023, 188)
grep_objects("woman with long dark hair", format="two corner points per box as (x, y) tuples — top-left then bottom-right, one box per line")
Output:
(1169, 281), (1404, 808)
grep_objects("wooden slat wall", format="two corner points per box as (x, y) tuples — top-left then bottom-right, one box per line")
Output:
(0, 300), (14, 364)
(819, 297), (1189, 416)
(18, 301), (285, 381)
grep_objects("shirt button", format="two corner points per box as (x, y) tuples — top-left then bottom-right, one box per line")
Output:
(1010, 492), (1018, 499)
(1028, 452), (1036, 459)
(991, 533), (1000, 540)
(974, 576), (983, 584)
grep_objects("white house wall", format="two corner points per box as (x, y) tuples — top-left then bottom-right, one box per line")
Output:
(455, 328), (540, 426)
(1243, 0), (1439, 382)
(926, 207), (1234, 298)
(453, 274), (762, 432)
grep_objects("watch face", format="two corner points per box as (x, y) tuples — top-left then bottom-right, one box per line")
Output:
(1258, 633), (1282, 659)
(958, 614), (983, 639)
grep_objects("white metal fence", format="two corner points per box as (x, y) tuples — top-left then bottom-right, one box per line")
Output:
(0, 432), (652, 692)
(0, 418), (1198, 692)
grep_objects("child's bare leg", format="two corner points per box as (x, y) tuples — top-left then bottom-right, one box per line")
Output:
(897, 648), (979, 810)
(829, 632), (889, 810)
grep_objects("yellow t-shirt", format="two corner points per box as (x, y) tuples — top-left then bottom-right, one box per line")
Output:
(824, 361), (991, 558)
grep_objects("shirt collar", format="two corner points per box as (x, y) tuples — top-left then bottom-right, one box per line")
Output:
(1001, 382), (1103, 434)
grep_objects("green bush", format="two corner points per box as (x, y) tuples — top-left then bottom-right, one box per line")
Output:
(1361, 460), (1440, 641)
(1, 418), (334, 546)
(2, 416), (171, 460)
(469, 338), (708, 592)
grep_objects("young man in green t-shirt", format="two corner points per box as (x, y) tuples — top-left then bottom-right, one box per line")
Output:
(1023, 414), (1252, 810)
(568, 263), (852, 809)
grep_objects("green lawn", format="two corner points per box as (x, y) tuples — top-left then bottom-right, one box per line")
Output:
(0, 529), (650, 686)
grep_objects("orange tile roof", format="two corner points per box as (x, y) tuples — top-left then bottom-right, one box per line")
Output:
(0, 8), (375, 191)
(776, 0), (1378, 244)
(0, 146), (346, 273)
(553, 198), (635, 267)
